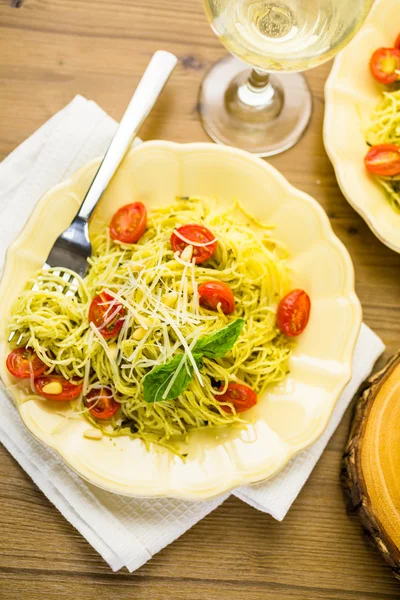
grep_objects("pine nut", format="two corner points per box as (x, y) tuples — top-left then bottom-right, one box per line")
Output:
(135, 315), (151, 327)
(83, 428), (103, 440)
(41, 382), (63, 395)
(162, 292), (178, 307)
(180, 245), (193, 262)
(132, 327), (147, 341)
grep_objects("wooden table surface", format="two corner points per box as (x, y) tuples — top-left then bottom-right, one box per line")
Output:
(1, 0), (400, 598)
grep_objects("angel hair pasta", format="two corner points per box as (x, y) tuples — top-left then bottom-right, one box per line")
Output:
(365, 89), (400, 212)
(7, 197), (295, 452)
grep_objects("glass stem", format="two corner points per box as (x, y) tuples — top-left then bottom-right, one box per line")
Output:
(248, 68), (271, 90)
(226, 68), (284, 123)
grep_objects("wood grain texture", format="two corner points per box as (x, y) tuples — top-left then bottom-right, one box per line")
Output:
(1, 0), (400, 598)
(342, 353), (400, 581)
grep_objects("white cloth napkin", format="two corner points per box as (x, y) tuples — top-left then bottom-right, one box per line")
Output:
(0, 96), (385, 572)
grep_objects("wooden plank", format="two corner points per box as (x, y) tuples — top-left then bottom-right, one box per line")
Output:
(1, 0), (400, 598)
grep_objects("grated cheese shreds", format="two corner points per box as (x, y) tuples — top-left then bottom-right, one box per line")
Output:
(7, 197), (292, 452)
(162, 330), (203, 400)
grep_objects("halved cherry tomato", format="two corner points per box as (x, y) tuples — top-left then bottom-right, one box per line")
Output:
(34, 376), (83, 401)
(370, 47), (400, 84)
(216, 383), (257, 413)
(6, 347), (47, 379)
(89, 291), (125, 339)
(365, 144), (400, 177)
(110, 202), (147, 244)
(395, 33), (400, 50)
(277, 289), (311, 337)
(170, 224), (217, 264)
(198, 281), (235, 314)
(86, 387), (120, 420)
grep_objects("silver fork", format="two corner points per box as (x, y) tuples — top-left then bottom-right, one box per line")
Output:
(9, 50), (177, 346)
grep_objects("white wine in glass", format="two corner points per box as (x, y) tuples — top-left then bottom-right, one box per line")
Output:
(199, 0), (374, 156)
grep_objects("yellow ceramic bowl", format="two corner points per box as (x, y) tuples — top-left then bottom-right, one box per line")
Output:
(0, 141), (362, 500)
(325, 0), (400, 253)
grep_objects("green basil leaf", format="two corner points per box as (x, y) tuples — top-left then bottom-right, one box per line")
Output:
(143, 352), (203, 403)
(193, 318), (245, 359)
(142, 319), (245, 403)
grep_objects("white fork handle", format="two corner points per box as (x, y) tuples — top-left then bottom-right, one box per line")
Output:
(77, 50), (178, 222)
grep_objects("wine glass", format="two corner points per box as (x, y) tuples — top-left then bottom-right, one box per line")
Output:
(199, 0), (374, 156)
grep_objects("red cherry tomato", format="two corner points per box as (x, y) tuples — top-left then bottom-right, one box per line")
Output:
(86, 387), (120, 420)
(395, 33), (400, 50)
(34, 376), (83, 401)
(370, 47), (400, 84)
(110, 202), (147, 244)
(365, 144), (400, 177)
(89, 291), (125, 339)
(216, 383), (257, 413)
(277, 289), (311, 337)
(6, 347), (47, 379)
(198, 281), (235, 314)
(170, 224), (217, 264)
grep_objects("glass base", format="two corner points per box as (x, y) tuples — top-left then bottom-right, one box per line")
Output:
(198, 55), (312, 157)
